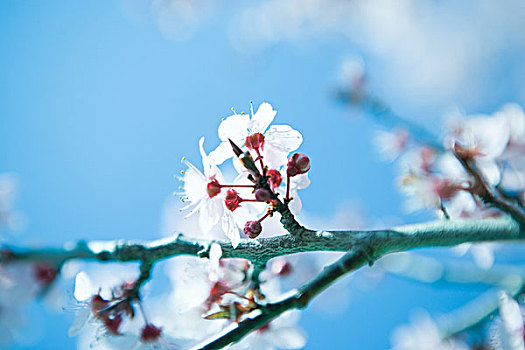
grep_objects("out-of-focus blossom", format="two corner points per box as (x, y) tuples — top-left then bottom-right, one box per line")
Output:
(0, 173), (23, 232)
(453, 242), (496, 270)
(374, 129), (410, 162)
(230, 311), (306, 350)
(490, 291), (525, 350)
(391, 310), (468, 350)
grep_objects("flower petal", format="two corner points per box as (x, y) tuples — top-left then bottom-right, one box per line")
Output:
(265, 125), (303, 152)
(271, 327), (307, 349)
(249, 102), (276, 134)
(209, 142), (236, 166)
(73, 272), (94, 302)
(67, 308), (91, 337)
(222, 213), (240, 248)
(218, 113), (250, 142)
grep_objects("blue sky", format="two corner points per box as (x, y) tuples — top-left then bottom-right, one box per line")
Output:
(1, 0), (524, 348)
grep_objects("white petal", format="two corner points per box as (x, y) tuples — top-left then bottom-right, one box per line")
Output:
(271, 327), (307, 349)
(262, 145), (289, 170)
(497, 291), (525, 350)
(265, 125), (303, 152)
(291, 173), (310, 190)
(209, 142), (236, 166)
(209, 243), (222, 263)
(471, 244), (494, 270)
(74, 272), (94, 302)
(465, 116), (510, 158)
(477, 159), (501, 186)
(103, 334), (139, 349)
(182, 160), (207, 204)
(218, 113), (250, 142)
(222, 213), (240, 248)
(67, 308), (91, 337)
(498, 104), (525, 143)
(199, 198), (223, 233)
(249, 102), (276, 134)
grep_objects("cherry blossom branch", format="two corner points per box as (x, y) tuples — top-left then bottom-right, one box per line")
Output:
(454, 150), (525, 228)
(2, 215), (524, 348)
(3, 217), (523, 270)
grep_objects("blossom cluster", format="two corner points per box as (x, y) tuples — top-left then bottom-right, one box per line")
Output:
(375, 104), (525, 220)
(63, 102), (309, 349)
(179, 102), (310, 247)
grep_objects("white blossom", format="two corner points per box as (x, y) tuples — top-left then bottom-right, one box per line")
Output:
(208, 102), (303, 170)
(180, 137), (241, 247)
(391, 310), (468, 350)
(490, 291), (525, 350)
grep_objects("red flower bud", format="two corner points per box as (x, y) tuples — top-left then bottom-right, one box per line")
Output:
(286, 153), (310, 177)
(103, 315), (123, 335)
(141, 323), (162, 342)
(33, 263), (58, 287)
(254, 189), (271, 202)
(244, 132), (265, 151)
(207, 177), (221, 198)
(267, 169), (282, 188)
(244, 220), (262, 239)
(91, 295), (109, 317)
(225, 189), (242, 211)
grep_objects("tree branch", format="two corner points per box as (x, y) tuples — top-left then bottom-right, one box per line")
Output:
(2, 217), (523, 269)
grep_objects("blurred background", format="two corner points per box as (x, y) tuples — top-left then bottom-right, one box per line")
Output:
(1, 0), (525, 348)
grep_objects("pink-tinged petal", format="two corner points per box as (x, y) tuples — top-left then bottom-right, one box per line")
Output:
(218, 113), (250, 142)
(464, 116), (510, 158)
(476, 159), (501, 186)
(265, 125), (303, 152)
(209, 141), (236, 165)
(249, 102), (276, 134)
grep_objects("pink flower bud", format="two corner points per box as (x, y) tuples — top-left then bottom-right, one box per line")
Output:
(271, 257), (293, 276)
(254, 188), (271, 202)
(244, 132), (265, 151)
(267, 169), (282, 188)
(244, 220), (262, 239)
(225, 189), (242, 211)
(453, 142), (483, 160)
(141, 323), (162, 342)
(207, 177), (221, 198)
(286, 153), (310, 177)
